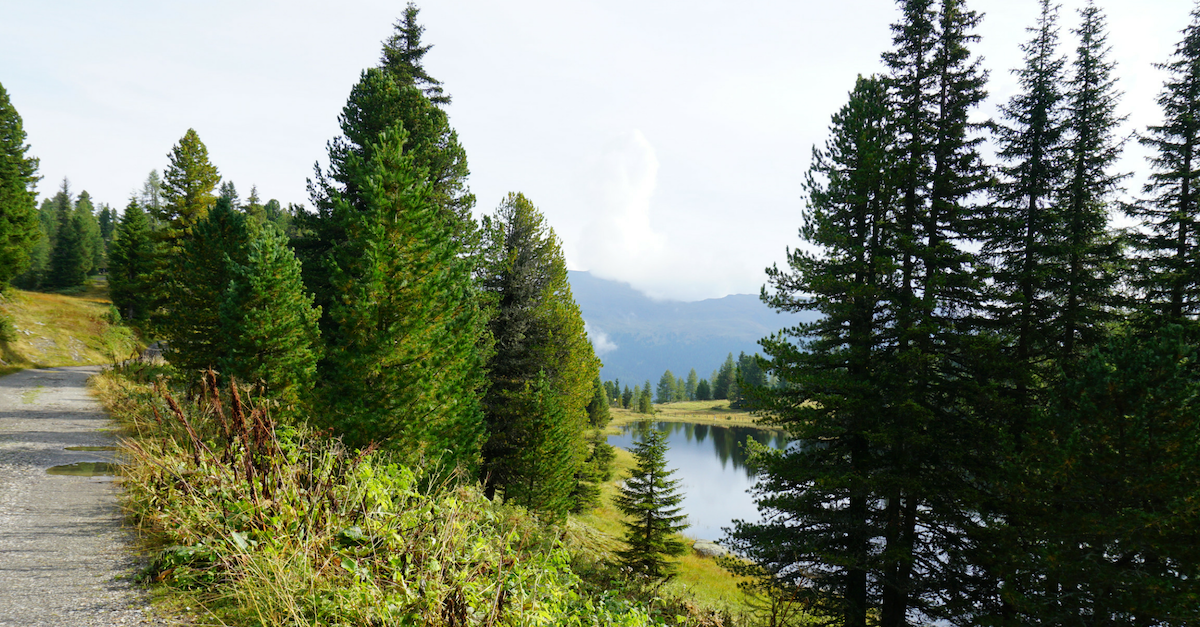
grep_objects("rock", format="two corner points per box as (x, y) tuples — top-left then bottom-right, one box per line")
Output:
(693, 539), (729, 558)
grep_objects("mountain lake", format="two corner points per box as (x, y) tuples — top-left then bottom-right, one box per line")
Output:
(607, 420), (790, 543)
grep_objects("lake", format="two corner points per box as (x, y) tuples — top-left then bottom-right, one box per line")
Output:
(607, 420), (789, 542)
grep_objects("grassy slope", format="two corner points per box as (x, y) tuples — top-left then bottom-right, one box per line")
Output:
(0, 279), (141, 376)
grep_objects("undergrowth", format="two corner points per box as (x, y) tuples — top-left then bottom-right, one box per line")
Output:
(97, 368), (664, 626)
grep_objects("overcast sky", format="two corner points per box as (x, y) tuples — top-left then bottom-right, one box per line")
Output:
(2, 0), (1193, 301)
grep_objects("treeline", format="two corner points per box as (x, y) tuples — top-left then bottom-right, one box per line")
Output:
(727, 1), (1200, 626)
(602, 351), (772, 411)
(0, 5), (613, 525)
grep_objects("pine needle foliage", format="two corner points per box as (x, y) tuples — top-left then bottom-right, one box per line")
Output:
(615, 428), (689, 580)
(317, 124), (486, 472)
(0, 80), (41, 288)
(218, 225), (322, 418)
(108, 199), (156, 320)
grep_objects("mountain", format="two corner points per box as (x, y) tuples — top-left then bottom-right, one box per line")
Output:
(567, 271), (818, 386)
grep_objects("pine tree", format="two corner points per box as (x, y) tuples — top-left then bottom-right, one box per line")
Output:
(477, 192), (598, 517)
(74, 191), (103, 275)
(317, 124), (485, 471)
(727, 75), (897, 627)
(1055, 0), (1125, 358)
(685, 369), (698, 401)
(615, 428), (689, 579)
(622, 385), (634, 408)
(381, 2), (451, 105)
(713, 353), (736, 400)
(695, 379), (712, 401)
(219, 225), (321, 417)
(140, 170), (163, 226)
(157, 129), (220, 251)
(160, 198), (251, 378)
(108, 200), (155, 320)
(586, 375), (611, 428)
(1128, 3), (1200, 324)
(638, 381), (653, 414)
(656, 370), (676, 404)
(0, 81), (40, 287)
(48, 180), (87, 289)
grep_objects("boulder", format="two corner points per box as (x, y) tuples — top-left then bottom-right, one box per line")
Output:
(692, 539), (729, 558)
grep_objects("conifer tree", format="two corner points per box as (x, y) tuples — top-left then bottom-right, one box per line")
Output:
(694, 379), (711, 401)
(622, 385), (634, 408)
(160, 198), (251, 378)
(219, 225), (321, 417)
(685, 369), (698, 401)
(48, 180), (87, 289)
(656, 370), (676, 404)
(586, 375), (611, 427)
(638, 381), (653, 414)
(0, 81), (40, 287)
(317, 124), (485, 471)
(477, 192), (598, 516)
(74, 191), (103, 275)
(157, 129), (220, 251)
(1128, 4), (1200, 324)
(615, 428), (689, 579)
(1055, 0), (1125, 358)
(381, 2), (451, 105)
(713, 353), (736, 400)
(108, 200), (155, 320)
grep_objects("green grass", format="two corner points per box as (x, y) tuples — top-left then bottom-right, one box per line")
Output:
(0, 278), (142, 373)
(609, 400), (770, 430)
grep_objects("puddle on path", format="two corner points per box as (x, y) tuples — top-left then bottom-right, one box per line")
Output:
(64, 446), (119, 452)
(46, 462), (120, 477)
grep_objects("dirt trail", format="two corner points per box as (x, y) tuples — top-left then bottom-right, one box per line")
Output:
(0, 367), (165, 626)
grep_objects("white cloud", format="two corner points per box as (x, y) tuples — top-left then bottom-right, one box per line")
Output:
(584, 321), (618, 356)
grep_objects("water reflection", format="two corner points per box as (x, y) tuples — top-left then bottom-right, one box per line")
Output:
(608, 421), (789, 542)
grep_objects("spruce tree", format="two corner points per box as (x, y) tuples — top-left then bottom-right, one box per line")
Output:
(727, 75), (896, 627)
(73, 191), (103, 275)
(1128, 3), (1200, 324)
(638, 382), (653, 414)
(317, 124), (485, 471)
(685, 369), (698, 401)
(615, 428), (689, 579)
(160, 198), (251, 378)
(0, 81), (40, 287)
(656, 370), (676, 404)
(622, 385), (634, 408)
(586, 375), (611, 428)
(108, 200), (155, 320)
(713, 353), (736, 400)
(219, 225), (321, 417)
(694, 379), (711, 401)
(1055, 0), (1125, 358)
(477, 192), (598, 517)
(48, 180), (87, 289)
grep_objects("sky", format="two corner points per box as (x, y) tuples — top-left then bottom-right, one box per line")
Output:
(2, 0), (1193, 301)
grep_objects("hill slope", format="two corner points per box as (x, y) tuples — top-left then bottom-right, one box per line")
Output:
(0, 280), (140, 376)
(568, 271), (817, 385)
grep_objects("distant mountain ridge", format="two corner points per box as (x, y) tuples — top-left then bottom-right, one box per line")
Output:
(567, 271), (818, 386)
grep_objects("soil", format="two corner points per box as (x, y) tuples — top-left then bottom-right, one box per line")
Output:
(0, 367), (171, 626)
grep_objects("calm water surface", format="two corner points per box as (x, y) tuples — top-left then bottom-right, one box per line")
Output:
(608, 421), (789, 542)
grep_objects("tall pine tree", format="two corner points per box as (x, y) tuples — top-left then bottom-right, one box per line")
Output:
(0, 81), (40, 287)
(108, 200), (156, 321)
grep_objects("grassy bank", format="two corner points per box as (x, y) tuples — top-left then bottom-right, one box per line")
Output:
(608, 401), (772, 430)
(96, 368), (771, 626)
(0, 279), (141, 376)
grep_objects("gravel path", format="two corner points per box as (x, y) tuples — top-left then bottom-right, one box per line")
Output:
(0, 367), (169, 626)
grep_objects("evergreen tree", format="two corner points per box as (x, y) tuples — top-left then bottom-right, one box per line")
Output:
(74, 191), (103, 275)
(1055, 0), (1125, 358)
(1128, 3), (1200, 323)
(98, 204), (115, 248)
(615, 428), (689, 579)
(477, 192), (599, 516)
(160, 198), (251, 378)
(0, 81), (40, 287)
(694, 378), (712, 401)
(685, 369), (698, 401)
(140, 170), (163, 226)
(243, 185), (266, 226)
(381, 2), (451, 105)
(218, 180), (240, 208)
(108, 200), (156, 320)
(638, 381), (653, 414)
(317, 124), (485, 471)
(656, 369), (676, 404)
(622, 385), (634, 408)
(674, 378), (686, 402)
(713, 353), (736, 400)
(219, 225), (321, 417)
(586, 375), (611, 428)
(157, 129), (220, 250)
(48, 180), (87, 289)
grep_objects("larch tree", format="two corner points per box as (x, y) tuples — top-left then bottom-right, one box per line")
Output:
(656, 370), (676, 404)
(157, 129), (220, 251)
(1128, 3), (1200, 324)
(685, 369), (698, 401)
(477, 192), (599, 519)
(0, 81), (40, 287)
